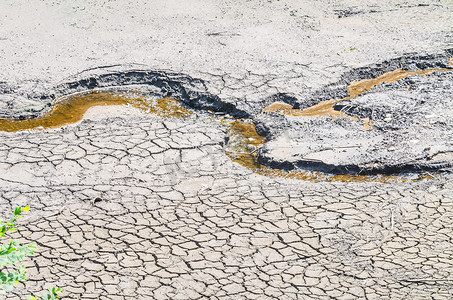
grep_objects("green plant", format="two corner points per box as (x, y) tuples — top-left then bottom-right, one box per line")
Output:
(0, 206), (36, 294)
(29, 287), (63, 300)
(0, 206), (62, 299)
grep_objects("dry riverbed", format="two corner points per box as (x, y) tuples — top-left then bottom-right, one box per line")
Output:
(1, 0), (453, 299)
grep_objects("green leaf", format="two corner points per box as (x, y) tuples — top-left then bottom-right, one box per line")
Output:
(9, 215), (21, 224)
(37, 287), (63, 300)
(14, 207), (22, 216)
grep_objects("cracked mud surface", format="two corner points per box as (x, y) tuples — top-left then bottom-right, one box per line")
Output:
(1, 47), (453, 300)
(1, 0), (453, 299)
(1, 114), (453, 299)
(0, 70), (452, 298)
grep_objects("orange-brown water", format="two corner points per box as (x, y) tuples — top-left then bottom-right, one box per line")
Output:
(0, 91), (192, 132)
(263, 100), (373, 130)
(347, 68), (452, 98)
(263, 67), (452, 130)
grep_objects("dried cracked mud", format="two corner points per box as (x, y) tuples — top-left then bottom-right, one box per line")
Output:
(1, 0), (453, 299)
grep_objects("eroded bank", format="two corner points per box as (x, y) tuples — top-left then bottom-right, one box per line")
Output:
(1, 63), (452, 182)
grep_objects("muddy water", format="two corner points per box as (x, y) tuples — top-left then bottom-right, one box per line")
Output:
(348, 68), (453, 98)
(238, 66), (452, 182)
(0, 91), (191, 132)
(0, 67), (451, 182)
(264, 68), (453, 122)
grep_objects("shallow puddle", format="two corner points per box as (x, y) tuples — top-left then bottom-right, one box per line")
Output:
(1, 65), (452, 182)
(0, 91), (191, 132)
(347, 68), (453, 98)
